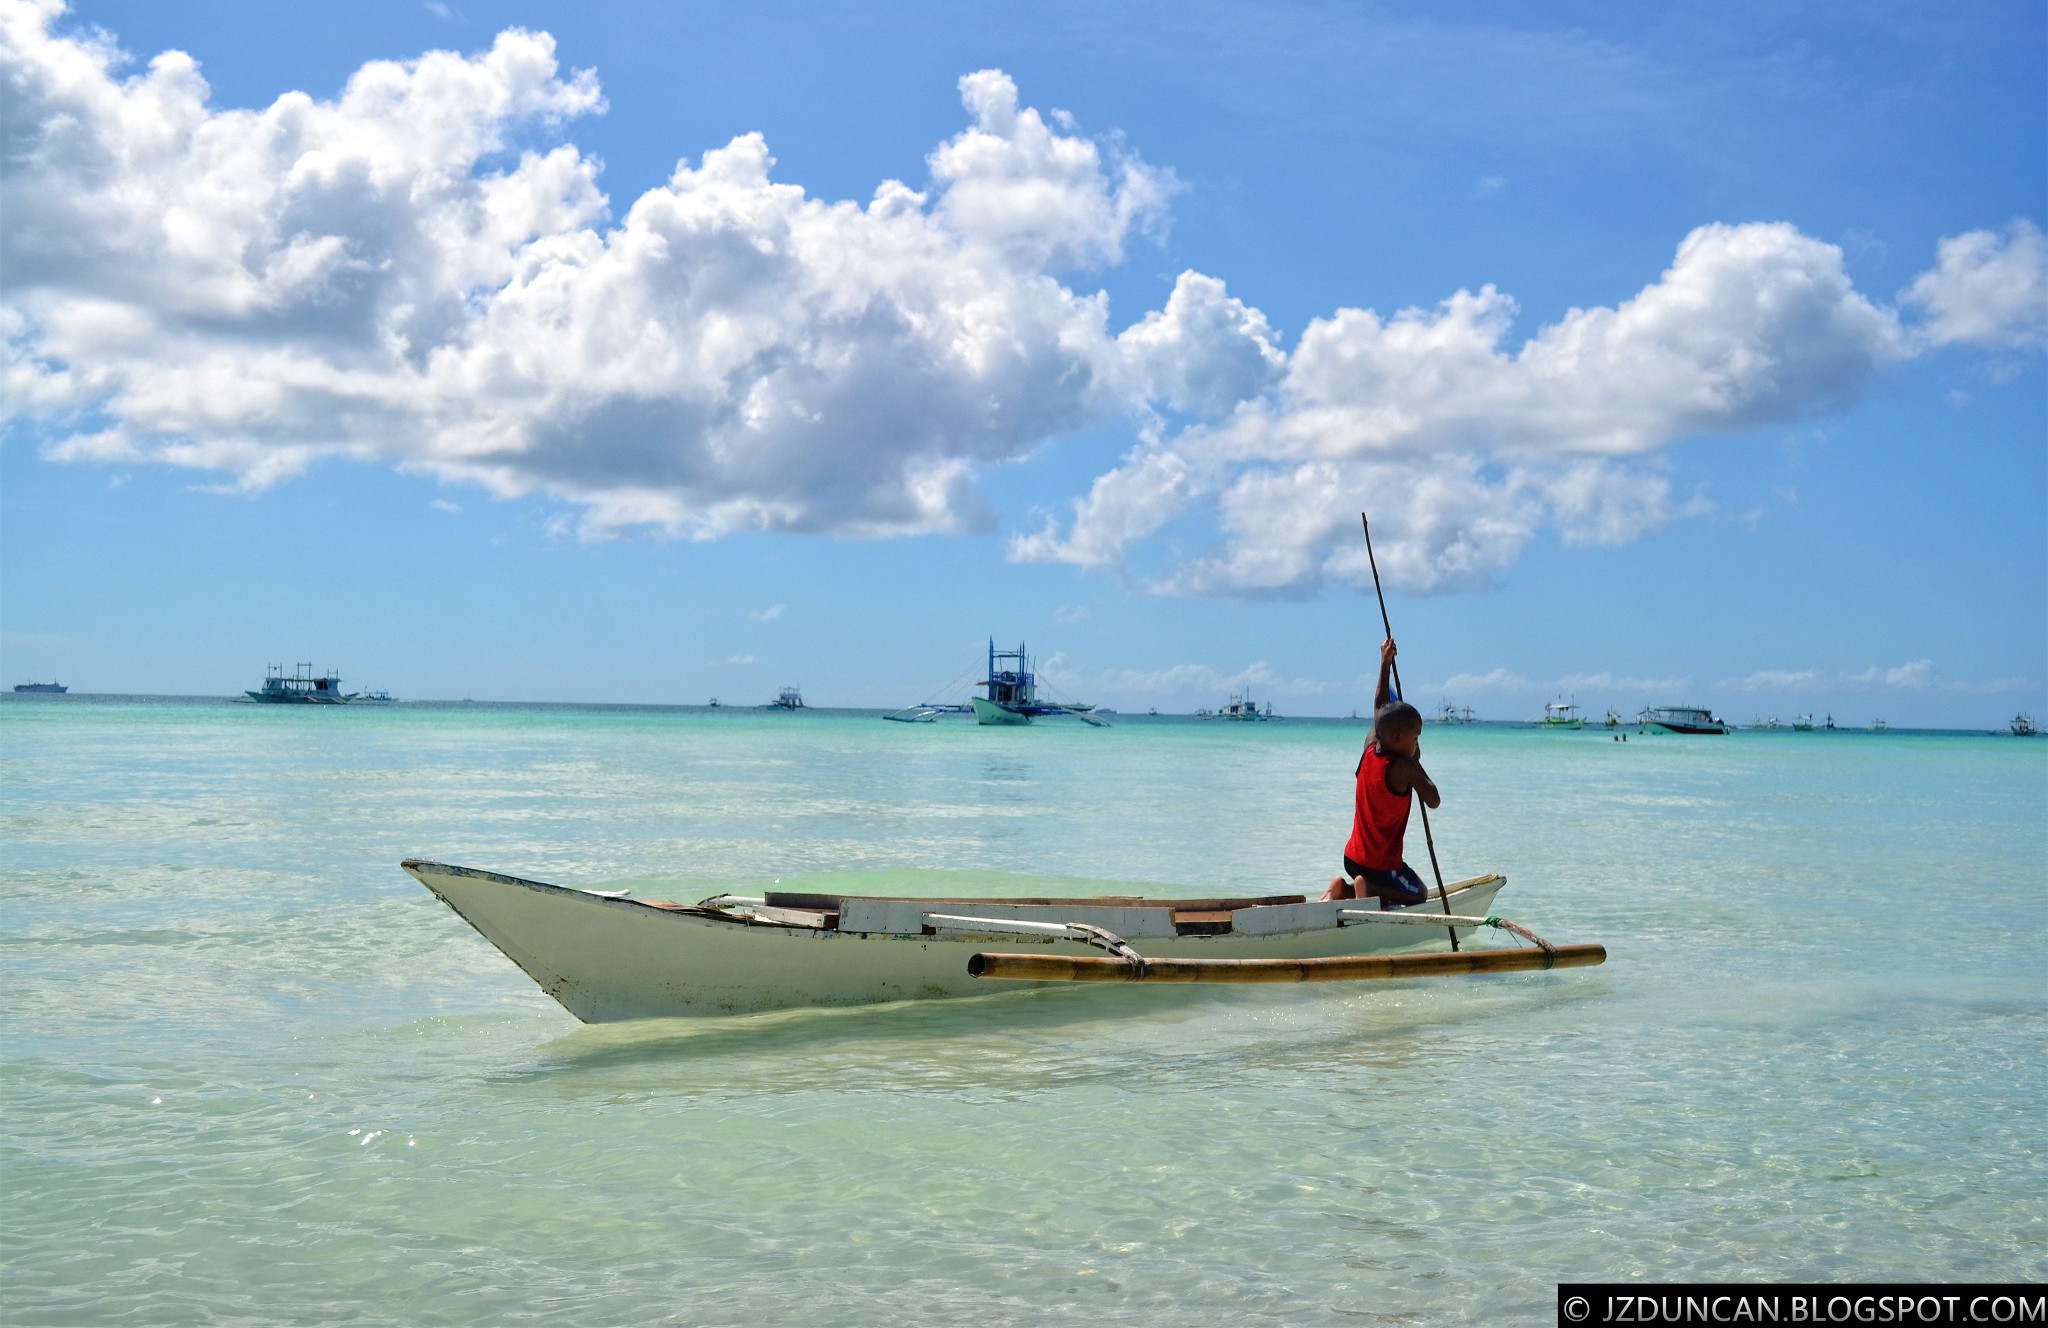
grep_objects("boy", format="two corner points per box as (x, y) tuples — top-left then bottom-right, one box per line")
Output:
(1322, 637), (1439, 905)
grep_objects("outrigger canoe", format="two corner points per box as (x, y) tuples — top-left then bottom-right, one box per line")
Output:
(404, 859), (1603, 1021)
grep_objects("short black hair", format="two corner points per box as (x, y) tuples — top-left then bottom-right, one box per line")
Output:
(1374, 700), (1422, 737)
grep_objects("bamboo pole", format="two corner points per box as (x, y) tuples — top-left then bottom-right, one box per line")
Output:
(968, 943), (1606, 984)
(1360, 512), (1460, 950)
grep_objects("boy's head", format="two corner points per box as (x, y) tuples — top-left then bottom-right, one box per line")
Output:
(1373, 700), (1424, 755)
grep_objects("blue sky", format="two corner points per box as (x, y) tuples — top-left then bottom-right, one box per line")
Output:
(3, 0), (2043, 725)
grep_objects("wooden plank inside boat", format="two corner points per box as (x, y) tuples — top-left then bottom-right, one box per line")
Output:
(1171, 909), (1234, 936)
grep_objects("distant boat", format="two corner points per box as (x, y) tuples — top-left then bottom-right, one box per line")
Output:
(1218, 692), (1277, 721)
(357, 688), (398, 704)
(1637, 705), (1730, 735)
(1603, 708), (1621, 728)
(12, 680), (67, 694)
(1823, 713), (1836, 731)
(2014, 714), (2038, 737)
(245, 663), (352, 704)
(967, 640), (1105, 726)
(1872, 719), (1888, 732)
(1792, 714), (1816, 731)
(1539, 700), (1583, 730)
(1435, 701), (1478, 725)
(708, 698), (722, 708)
(762, 686), (807, 711)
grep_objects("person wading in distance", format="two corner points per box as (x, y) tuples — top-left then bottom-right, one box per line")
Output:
(1323, 637), (1439, 905)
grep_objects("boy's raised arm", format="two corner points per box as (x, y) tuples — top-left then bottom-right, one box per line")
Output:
(1375, 637), (1398, 711)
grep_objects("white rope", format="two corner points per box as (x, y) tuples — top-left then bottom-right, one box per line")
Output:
(923, 913), (1144, 967)
(1338, 909), (1494, 926)
(924, 912), (1083, 938)
(1339, 908), (1556, 954)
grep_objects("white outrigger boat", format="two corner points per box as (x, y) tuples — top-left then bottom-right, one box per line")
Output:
(402, 859), (1602, 1021)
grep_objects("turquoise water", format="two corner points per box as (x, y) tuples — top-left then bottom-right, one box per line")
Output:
(3, 696), (2043, 1324)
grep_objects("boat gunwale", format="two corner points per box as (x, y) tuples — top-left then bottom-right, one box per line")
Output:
(401, 859), (1506, 935)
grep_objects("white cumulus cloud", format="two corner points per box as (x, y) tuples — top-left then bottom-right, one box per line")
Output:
(1728, 659), (2028, 696)
(1729, 668), (1825, 692)
(1847, 658), (1936, 689)
(1051, 657), (1329, 709)
(1018, 221), (1908, 593)
(0, 9), (1200, 539)
(1901, 219), (2048, 351)
(930, 69), (1176, 271)
(0, 4), (2033, 598)
(1438, 668), (1530, 693)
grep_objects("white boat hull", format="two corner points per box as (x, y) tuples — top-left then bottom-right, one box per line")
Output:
(969, 697), (1030, 725)
(403, 861), (1509, 1021)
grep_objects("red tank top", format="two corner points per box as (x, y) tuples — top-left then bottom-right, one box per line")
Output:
(1343, 742), (1411, 870)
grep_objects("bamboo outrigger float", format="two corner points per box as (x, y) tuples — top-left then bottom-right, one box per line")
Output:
(402, 859), (1602, 1021)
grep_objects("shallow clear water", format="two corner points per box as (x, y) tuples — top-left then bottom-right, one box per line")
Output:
(3, 697), (2044, 1324)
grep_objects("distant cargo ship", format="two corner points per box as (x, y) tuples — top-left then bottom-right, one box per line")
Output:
(245, 663), (353, 704)
(12, 680), (67, 693)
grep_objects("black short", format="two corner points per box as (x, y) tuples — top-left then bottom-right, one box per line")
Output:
(1342, 857), (1429, 905)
